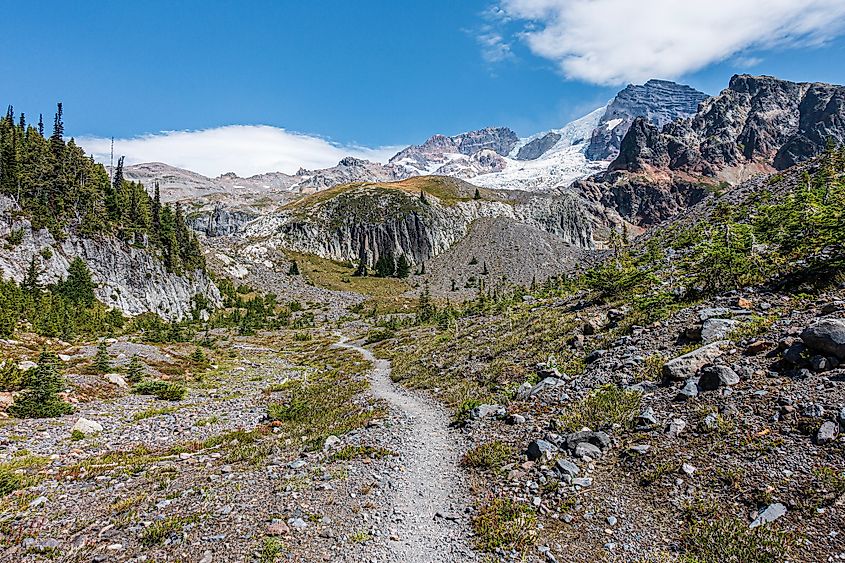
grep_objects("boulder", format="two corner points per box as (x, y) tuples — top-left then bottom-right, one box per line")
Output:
(526, 439), (555, 461)
(698, 365), (740, 391)
(750, 503), (787, 528)
(554, 459), (580, 478)
(565, 430), (611, 451)
(701, 318), (738, 343)
(72, 418), (103, 435)
(104, 373), (128, 388)
(635, 407), (658, 427)
(469, 404), (505, 420)
(662, 342), (726, 381)
(574, 442), (602, 459)
(817, 421), (839, 445)
(801, 319), (845, 359)
(676, 378), (699, 400)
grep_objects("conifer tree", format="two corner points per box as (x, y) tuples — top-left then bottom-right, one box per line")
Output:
(8, 351), (73, 418)
(93, 341), (111, 373)
(58, 257), (95, 306)
(396, 255), (411, 278)
(288, 260), (300, 275)
(474, 188), (481, 200)
(125, 354), (145, 384)
(22, 256), (42, 294)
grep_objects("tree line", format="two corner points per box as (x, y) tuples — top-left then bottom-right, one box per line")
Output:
(0, 104), (204, 274)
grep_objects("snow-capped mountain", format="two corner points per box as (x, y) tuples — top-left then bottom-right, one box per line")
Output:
(126, 79), (710, 201)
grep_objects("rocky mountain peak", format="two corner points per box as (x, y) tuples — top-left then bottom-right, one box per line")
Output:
(610, 74), (845, 175)
(586, 79), (709, 161)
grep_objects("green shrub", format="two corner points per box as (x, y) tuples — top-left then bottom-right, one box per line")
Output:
(473, 498), (537, 552)
(558, 384), (641, 432)
(0, 361), (24, 391)
(0, 468), (22, 496)
(682, 516), (794, 562)
(461, 441), (514, 472)
(133, 380), (187, 401)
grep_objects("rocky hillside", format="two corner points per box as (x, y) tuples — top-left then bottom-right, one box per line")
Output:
(238, 177), (594, 272)
(611, 74), (845, 177)
(585, 79), (709, 161)
(0, 196), (220, 319)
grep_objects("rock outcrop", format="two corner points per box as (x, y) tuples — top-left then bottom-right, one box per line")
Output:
(241, 177), (594, 268)
(586, 79), (709, 161)
(610, 75), (845, 175)
(0, 196), (220, 319)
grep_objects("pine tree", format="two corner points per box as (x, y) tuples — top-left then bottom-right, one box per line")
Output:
(474, 188), (481, 200)
(417, 283), (435, 322)
(50, 103), (64, 154)
(482, 261), (489, 275)
(22, 256), (42, 294)
(374, 252), (396, 278)
(8, 351), (73, 418)
(57, 257), (95, 306)
(93, 341), (111, 373)
(288, 260), (300, 275)
(126, 354), (145, 384)
(396, 255), (411, 278)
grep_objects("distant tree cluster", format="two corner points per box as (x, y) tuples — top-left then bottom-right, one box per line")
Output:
(0, 256), (124, 339)
(361, 251), (411, 279)
(0, 104), (204, 274)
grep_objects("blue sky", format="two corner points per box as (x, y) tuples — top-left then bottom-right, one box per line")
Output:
(3, 0), (845, 176)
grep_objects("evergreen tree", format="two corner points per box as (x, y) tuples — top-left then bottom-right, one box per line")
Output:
(93, 341), (111, 373)
(8, 351), (73, 418)
(50, 103), (64, 154)
(374, 252), (396, 278)
(288, 260), (300, 275)
(126, 354), (145, 384)
(22, 256), (42, 294)
(417, 283), (435, 322)
(57, 257), (95, 306)
(474, 188), (481, 200)
(396, 255), (411, 278)
(37, 114), (44, 137)
(482, 261), (489, 275)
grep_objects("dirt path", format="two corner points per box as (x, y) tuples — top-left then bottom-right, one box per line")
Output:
(335, 337), (479, 563)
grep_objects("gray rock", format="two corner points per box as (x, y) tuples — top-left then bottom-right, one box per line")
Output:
(527, 377), (565, 398)
(515, 382), (534, 400)
(565, 430), (611, 451)
(571, 477), (593, 488)
(662, 342), (726, 381)
(701, 318), (739, 343)
(554, 459), (580, 478)
(802, 319), (845, 359)
(574, 442), (602, 459)
(698, 365), (740, 391)
(71, 418), (103, 436)
(750, 503), (787, 528)
(470, 404), (505, 420)
(676, 378), (699, 400)
(817, 421), (839, 445)
(526, 439), (555, 461)
(783, 343), (807, 365)
(635, 407), (658, 427)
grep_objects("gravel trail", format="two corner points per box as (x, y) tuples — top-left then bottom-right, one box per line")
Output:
(335, 337), (479, 563)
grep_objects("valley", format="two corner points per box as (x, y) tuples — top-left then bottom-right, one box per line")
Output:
(2, 72), (845, 563)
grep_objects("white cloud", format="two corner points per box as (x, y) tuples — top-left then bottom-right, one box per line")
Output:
(478, 31), (515, 63)
(76, 125), (404, 178)
(497, 0), (845, 84)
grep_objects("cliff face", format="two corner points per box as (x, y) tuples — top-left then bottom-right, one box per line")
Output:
(0, 196), (220, 319)
(240, 179), (594, 268)
(611, 75), (845, 175)
(586, 79), (709, 161)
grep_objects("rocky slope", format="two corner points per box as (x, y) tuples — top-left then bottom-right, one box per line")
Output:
(585, 79), (709, 161)
(238, 177), (594, 272)
(0, 196), (220, 319)
(611, 74), (845, 176)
